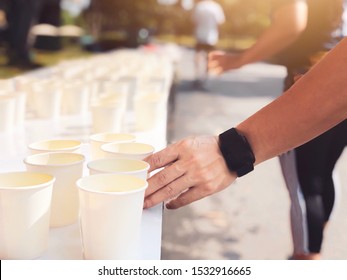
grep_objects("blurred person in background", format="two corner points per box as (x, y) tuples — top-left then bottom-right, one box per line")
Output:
(192, 0), (225, 89)
(0, 1), (7, 45)
(0, 0), (61, 69)
(0, 0), (43, 69)
(34, 0), (62, 51)
(208, 0), (345, 260)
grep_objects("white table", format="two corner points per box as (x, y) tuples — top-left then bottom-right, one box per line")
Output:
(0, 112), (166, 260)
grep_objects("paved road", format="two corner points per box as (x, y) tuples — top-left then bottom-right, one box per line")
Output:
(161, 47), (347, 260)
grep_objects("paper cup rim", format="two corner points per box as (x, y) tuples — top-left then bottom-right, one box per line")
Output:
(101, 142), (154, 157)
(0, 171), (55, 190)
(87, 158), (150, 174)
(28, 139), (82, 152)
(76, 173), (148, 195)
(89, 133), (136, 144)
(24, 152), (85, 167)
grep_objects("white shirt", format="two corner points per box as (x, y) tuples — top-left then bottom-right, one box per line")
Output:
(192, 0), (225, 45)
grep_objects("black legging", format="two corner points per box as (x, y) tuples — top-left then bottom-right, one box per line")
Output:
(6, 0), (42, 62)
(285, 68), (347, 253)
(295, 119), (347, 252)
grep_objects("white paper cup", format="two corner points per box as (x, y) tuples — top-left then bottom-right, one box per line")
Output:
(91, 102), (125, 133)
(33, 83), (62, 119)
(24, 152), (85, 227)
(101, 142), (154, 160)
(13, 91), (27, 126)
(61, 82), (90, 116)
(0, 79), (15, 91)
(134, 93), (167, 131)
(77, 173), (148, 259)
(99, 80), (130, 95)
(87, 158), (149, 180)
(0, 95), (16, 132)
(0, 172), (55, 259)
(13, 76), (38, 114)
(28, 139), (82, 155)
(35, 90), (62, 119)
(89, 132), (136, 160)
(98, 91), (128, 112)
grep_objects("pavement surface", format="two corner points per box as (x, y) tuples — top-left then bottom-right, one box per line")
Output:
(161, 47), (347, 260)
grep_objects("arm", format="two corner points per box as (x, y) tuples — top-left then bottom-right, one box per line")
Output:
(209, 0), (308, 73)
(237, 38), (347, 164)
(144, 38), (347, 210)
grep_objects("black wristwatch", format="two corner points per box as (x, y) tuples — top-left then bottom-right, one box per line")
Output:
(218, 128), (255, 177)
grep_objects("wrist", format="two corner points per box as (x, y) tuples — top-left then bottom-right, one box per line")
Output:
(218, 128), (255, 177)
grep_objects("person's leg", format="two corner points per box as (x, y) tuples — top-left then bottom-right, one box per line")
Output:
(279, 67), (334, 259)
(279, 150), (310, 258)
(194, 43), (204, 85)
(293, 118), (347, 259)
(7, 0), (41, 66)
(293, 130), (336, 259)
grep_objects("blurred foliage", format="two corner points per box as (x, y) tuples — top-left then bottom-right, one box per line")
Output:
(80, 0), (272, 49)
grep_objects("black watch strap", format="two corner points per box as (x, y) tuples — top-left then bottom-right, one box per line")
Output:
(218, 128), (255, 177)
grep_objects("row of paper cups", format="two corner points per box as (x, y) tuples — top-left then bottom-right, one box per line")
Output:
(7, 76), (168, 133)
(0, 133), (155, 260)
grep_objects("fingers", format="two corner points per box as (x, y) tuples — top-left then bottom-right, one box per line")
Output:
(143, 136), (237, 209)
(166, 185), (208, 209)
(144, 143), (179, 173)
(208, 50), (225, 59)
(209, 65), (223, 75)
(144, 173), (192, 209)
(208, 53), (225, 75)
(145, 162), (185, 197)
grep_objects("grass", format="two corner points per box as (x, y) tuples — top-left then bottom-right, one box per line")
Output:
(0, 44), (91, 79)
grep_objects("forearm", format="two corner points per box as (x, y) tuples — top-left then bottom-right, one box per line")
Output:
(236, 38), (347, 164)
(238, 1), (308, 65)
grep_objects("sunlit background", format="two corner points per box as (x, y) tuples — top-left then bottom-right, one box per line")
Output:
(2, 0), (347, 78)
(0, 0), (280, 77)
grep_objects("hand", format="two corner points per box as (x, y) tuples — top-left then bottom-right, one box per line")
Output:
(208, 51), (245, 75)
(0, 10), (7, 28)
(143, 135), (236, 209)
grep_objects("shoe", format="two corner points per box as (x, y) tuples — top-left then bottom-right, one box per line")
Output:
(8, 60), (43, 70)
(6, 53), (43, 70)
